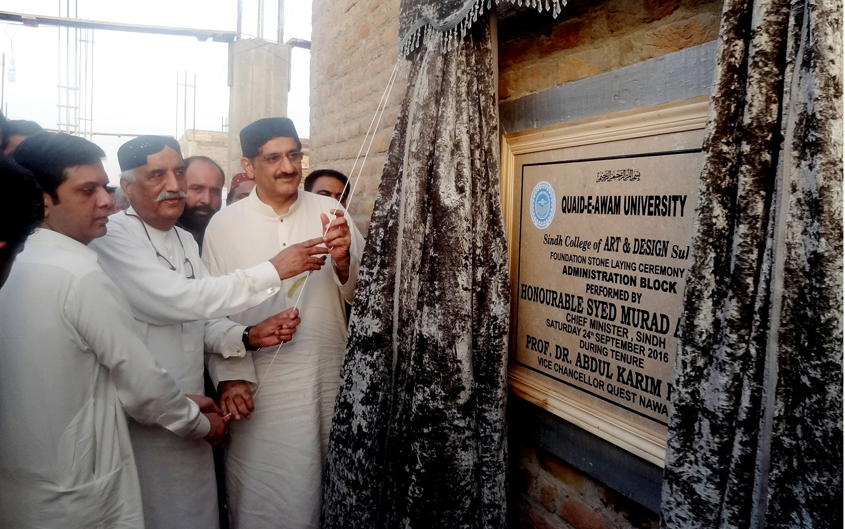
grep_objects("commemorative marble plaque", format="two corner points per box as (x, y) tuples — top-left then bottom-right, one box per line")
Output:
(514, 149), (700, 439)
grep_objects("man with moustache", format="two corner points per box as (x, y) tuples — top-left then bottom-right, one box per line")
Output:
(90, 135), (327, 529)
(202, 118), (364, 528)
(303, 168), (349, 208)
(1, 133), (225, 527)
(177, 155), (225, 252)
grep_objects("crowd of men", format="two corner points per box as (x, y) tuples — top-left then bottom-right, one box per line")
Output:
(0, 112), (362, 528)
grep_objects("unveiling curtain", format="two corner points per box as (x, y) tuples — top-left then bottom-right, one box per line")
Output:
(322, 14), (511, 529)
(397, 0), (565, 56)
(661, 1), (842, 527)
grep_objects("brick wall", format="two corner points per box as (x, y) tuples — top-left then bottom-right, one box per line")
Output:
(511, 444), (659, 529)
(498, 0), (722, 101)
(310, 0), (721, 234)
(310, 0), (406, 233)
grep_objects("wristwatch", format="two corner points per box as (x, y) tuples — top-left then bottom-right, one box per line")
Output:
(242, 326), (259, 351)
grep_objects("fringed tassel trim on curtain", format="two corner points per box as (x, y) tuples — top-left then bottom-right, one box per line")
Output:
(399, 0), (567, 57)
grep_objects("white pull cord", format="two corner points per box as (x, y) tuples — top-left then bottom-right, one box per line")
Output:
(252, 59), (402, 399)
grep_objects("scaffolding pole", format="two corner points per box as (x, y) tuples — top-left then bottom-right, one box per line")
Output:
(236, 0), (243, 39)
(257, 0), (264, 39)
(0, 10), (237, 43)
(277, 0), (284, 44)
(175, 71), (196, 141)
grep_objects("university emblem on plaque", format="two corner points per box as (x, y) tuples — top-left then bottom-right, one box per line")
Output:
(529, 181), (555, 230)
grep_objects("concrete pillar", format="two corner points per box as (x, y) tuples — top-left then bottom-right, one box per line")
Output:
(178, 130), (229, 173)
(227, 38), (291, 184)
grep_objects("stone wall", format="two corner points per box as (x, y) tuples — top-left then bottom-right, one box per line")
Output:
(498, 0), (723, 101)
(310, 0), (406, 233)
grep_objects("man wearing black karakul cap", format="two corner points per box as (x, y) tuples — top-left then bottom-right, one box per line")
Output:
(201, 118), (365, 528)
(88, 134), (331, 529)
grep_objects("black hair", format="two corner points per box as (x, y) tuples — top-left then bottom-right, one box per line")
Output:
(11, 132), (105, 202)
(5, 120), (44, 140)
(184, 155), (226, 186)
(304, 169), (349, 192)
(0, 154), (44, 250)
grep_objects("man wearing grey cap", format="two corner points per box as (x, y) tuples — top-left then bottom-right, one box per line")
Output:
(202, 118), (364, 528)
(90, 135), (327, 529)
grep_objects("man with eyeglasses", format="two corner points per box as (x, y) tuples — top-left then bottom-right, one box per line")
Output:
(1, 133), (226, 527)
(90, 135), (326, 529)
(201, 117), (364, 528)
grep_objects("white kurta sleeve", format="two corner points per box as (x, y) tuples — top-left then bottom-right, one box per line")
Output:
(202, 219), (261, 389)
(192, 254), (251, 359)
(204, 318), (247, 359)
(92, 221), (281, 325)
(70, 269), (211, 440)
(333, 255), (361, 303)
(206, 352), (259, 390)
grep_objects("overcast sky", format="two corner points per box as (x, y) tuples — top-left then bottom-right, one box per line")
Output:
(0, 0), (311, 182)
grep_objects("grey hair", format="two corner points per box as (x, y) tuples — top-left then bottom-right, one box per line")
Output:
(113, 186), (130, 210)
(120, 169), (136, 182)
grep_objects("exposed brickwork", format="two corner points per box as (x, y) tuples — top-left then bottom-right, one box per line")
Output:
(498, 0), (722, 101)
(310, 0), (407, 233)
(310, 0), (720, 234)
(509, 444), (659, 529)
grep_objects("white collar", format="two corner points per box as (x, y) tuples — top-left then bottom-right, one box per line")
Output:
(28, 228), (99, 262)
(246, 187), (303, 219)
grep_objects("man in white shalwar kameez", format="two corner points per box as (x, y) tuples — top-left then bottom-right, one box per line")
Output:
(202, 117), (364, 529)
(0, 132), (224, 528)
(91, 136), (322, 529)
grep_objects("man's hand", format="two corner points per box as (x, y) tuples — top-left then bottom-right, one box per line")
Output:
(321, 209), (352, 283)
(248, 308), (300, 348)
(218, 380), (254, 420)
(186, 394), (225, 415)
(269, 236), (329, 280)
(186, 394), (229, 444)
(203, 411), (228, 445)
